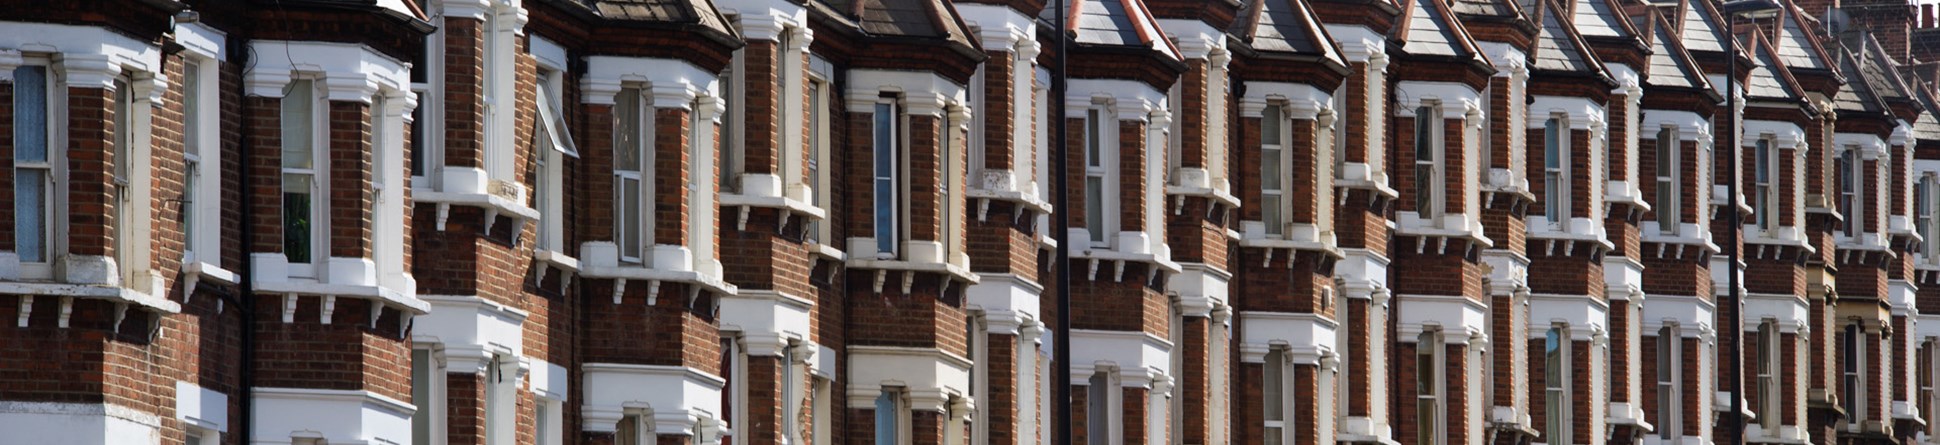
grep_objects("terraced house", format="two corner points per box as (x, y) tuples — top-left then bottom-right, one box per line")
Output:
(21, 0), (1940, 444)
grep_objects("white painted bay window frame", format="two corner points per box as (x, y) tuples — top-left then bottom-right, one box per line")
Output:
(1083, 103), (1118, 249)
(1920, 175), (1938, 261)
(411, 346), (448, 445)
(1087, 369), (1122, 445)
(110, 70), (159, 294)
(1754, 136), (1777, 232)
(1542, 115), (1568, 229)
(1415, 103), (1443, 220)
(280, 77), (328, 280)
(1655, 126), (1680, 235)
(1757, 319), (1781, 430)
(1545, 324), (1571, 445)
(11, 58), (61, 281)
(1417, 329), (1444, 445)
(873, 97), (905, 259)
(1657, 324), (1682, 440)
(530, 58), (579, 280)
(613, 86), (653, 266)
(877, 387), (911, 445)
(806, 71), (834, 249)
(1841, 148), (1863, 238)
(1264, 347), (1293, 445)
(1843, 321), (1868, 427)
(1261, 103), (1290, 237)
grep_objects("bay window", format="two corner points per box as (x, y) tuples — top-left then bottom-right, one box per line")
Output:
(807, 77), (831, 244)
(1417, 329), (1443, 445)
(873, 98), (902, 258)
(1755, 137), (1776, 230)
(1264, 347), (1291, 445)
(1841, 148), (1861, 237)
(720, 67), (741, 193)
(1655, 127), (1679, 234)
(1261, 104), (1288, 236)
(1085, 106), (1114, 246)
(281, 79), (325, 276)
(1543, 116), (1566, 227)
(1415, 105), (1441, 218)
(1757, 320), (1779, 429)
(113, 74), (137, 286)
(1657, 325), (1681, 440)
(1087, 370), (1116, 445)
(1843, 322), (1866, 424)
(533, 67), (579, 254)
(1545, 325), (1571, 445)
(411, 348), (445, 445)
(613, 87), (653, 265)
(877, 387), (909, 445)
(12, 62), (56, 279)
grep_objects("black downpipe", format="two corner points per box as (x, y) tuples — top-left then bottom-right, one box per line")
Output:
(230, 30), (257, 445)
(1051, 0), (1072, 442)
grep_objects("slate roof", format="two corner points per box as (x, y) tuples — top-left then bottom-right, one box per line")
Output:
(1393, 0), (1489, 64)
(561, 0), (738, 38)
(1831, 47), (1888, 114)
(1042, 0), (1182, 60)
(1637, 9), (1714, 92)
(1530, 0), (1608, 76)
(1230, 0), (1346, 64)
(1451, 0), (1519, 19)
(1741, 30), (1807, 101)
(1839, 31), (1913, 103)
(1913, 83), (1940, 140)
(1573, 0), (1637, 41)
(1668, 0), (1731, 55)
(1772, 2), (1834, 72)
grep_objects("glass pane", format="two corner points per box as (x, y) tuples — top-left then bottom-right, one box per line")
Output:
(1088, 373), (1109, 445)
(876, 104), (896, 175)
(1658, 184), (1677, 229)
(1656, 129), (1674, 179)
(411, 90), (425, 176)
(15, 169), (45, 262)
(1417, 168), (1435, 216)
(1418, 399), (1436, 444)
(877, 178), (897, 254)
(1415, 106), (1434, 160)
(184, 63), (201, 152)
(1264, 352), (1284, 421)
(114, 77), (132, 179)
(1265, 427), (1282, 445)
(1262, 106), (1282, 146)
(1263, 197), (1283, 235)
(621, 177), (641, 260)
(282, 80), (314, 169)
(1087, 109), (1102, 167)
(282, 174), (313, 264)
(412, 349), (433, 445)
(616, 91), (641, 171)
(1262, 148), (1283, 190)
(184, 159), (198, 250)
(14, 66), (48, 163)
(1086, 176), (1106, 243)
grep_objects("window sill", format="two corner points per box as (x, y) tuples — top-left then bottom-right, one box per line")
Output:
(1334, 178), (1400, 201)
(1237, 225), (1342, 260)
(1396, 214), (1494, 252)
(844, 257), (980, 294)
(1069, 247), (1182, 283)
(1711, 185), (1754, 217)
(1836, 233), (1894, 253)
(1480, 180), (1537, 208)
(1162, 183), (1241, 214)
(416, 190), (542, 232)
(806, 241), (846, 262)
(1640, 230), (1721, 257)
(720, 190), (827, 232)
(1527, 226), (1616, 256)
(969, 169), (1054, 219)
(1744, 226), (1814, 252)
(1888, 215), (1921, 243)
(1605, 182), (1652, 215)
(253, 279), (429, 316)
(1606, 402), (1654, 431)
(578, 242), (737, 304)
(0, 281), (183, 326)
(1806, 205), (1845, 223)
(529, 249), (580, 292)
(180, 260), (240, 305)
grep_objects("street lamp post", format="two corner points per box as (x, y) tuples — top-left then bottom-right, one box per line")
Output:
(1718, 2), (1780, 445)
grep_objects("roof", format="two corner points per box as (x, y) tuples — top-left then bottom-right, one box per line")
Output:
(807, 0), (979, 52)
(1639, 9), (1714, 92)
(1572, 0), (1636, 41)
(1529, 0), (1607, 76)
(1741, 29), (1807, 101)
(1839, 30), (1913, 103)
(1042, 0), (1182, 60)
(1230, 0), (1346, 64)
(564, 0), (738, 38)
(1831, 47), (1888, 114)
(1393, 0), (1489, 63)
(1668, 0), (1731, 55)
(1771, 2), (1834, 71)
(1451, 0), (1519, 18)
(1914, 83), (1940, 140)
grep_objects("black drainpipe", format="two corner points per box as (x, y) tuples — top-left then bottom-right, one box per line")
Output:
(229, 29), (257, 445)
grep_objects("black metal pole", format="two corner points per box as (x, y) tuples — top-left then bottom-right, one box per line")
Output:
(1726, 14), (1745, 445)
(1051, 0), (1073, 444)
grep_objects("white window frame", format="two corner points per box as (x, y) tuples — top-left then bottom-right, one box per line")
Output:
(806, 75), (832, 245)
(1264, 347), (1293, 445)
(1655, 126), (1680, 235)
(1921, 338), (1938, 431)
(411, 14), (445, 188)
(722, 337), (746, 445)
(1087, 369), (1122, 445)
(1261, 103), (1290, 237)
(11, 58), (63, 280)
(112, 72), (151, 289)
(1084, 104), (1118, 247)
(617, 410), (652, 445)
(943, 106), (962, 260)
(1920, 175), (1937, 261)
(532, 66), (578, 254)
(1542, 115), (1568, 228)
(1414, 104), (1442, 219)
(1657, 324), (1683, 440)
(185, 426), (218, 445)
(877, 387), (912, 445)
(1843, 321), (1868, 425)
(280, 77), (327, 279)
(719, 57), (742, 194)
(1416, 329), (1444, 445)
(1332, 85), (1348, 180)
(485, 354), (518, 445)
(613, 86), (653, 265)
(1545, 324), (1572, 445)
(812, 376), (833, 445)
(481, 4), (518, 184)
(873, 97), (905, 258)
(1755, 137), (1778, 231)
(1757, 319), (1781, 429)
(1841, 148), (1862, 237)
(411, 346), (448, 445)
(181, 58), (221, 266)
(536, 397), (564, 445)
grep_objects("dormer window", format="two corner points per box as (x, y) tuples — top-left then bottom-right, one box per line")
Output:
(1841, 148), (1861, 237)
(1542, 116), (1567, 227)
(282, 78), (327, 277)
(613, 87), (652, 265)
(1261, 104), (1288, 236)
(873, 97), (904, 258)
(1755, 137), (1777, 231)
(1655, 127), (1679, 234)
(1085, 105), (1117, 246)
(1414, 104), (1441, 219)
